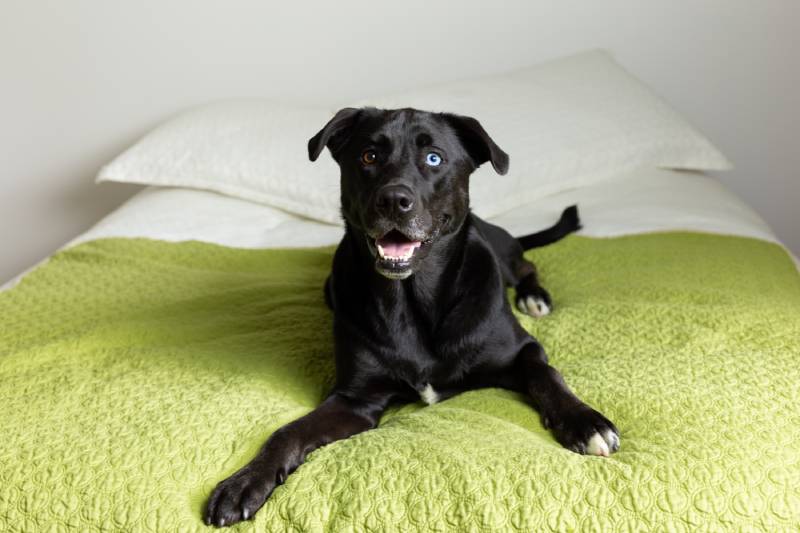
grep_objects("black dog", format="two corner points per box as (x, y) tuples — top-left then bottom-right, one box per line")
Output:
(204, 108), (619, 527)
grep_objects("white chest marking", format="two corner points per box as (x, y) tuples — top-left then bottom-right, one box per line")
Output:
(420, 383), (439, 405)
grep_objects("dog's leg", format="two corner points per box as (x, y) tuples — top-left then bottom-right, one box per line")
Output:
(472, 216), (552, 317)
(513, 203), (584, 316)
(513, 260), (552, 318)
(204, 391), (390, 527)
(514, 342), (619, 456)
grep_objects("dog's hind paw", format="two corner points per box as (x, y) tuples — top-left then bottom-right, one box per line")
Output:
(515, 283), (552, 318)
(516, 295), (551, 317)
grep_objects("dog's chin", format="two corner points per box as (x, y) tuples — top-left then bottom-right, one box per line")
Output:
(375, 261), (415, 280)
(365, 228), (430, 280)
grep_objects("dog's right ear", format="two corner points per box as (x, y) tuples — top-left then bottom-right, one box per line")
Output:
(308, 107), (362, 162)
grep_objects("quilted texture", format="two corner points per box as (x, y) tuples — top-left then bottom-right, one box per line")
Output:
(1, 233), (799, 532)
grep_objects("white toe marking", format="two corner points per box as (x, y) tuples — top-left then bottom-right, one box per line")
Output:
(420, 383), (439, 405)
(538, 300), (551, 316)
(525, 296), (550, 317)
(604, 429), (620, 451)
(242, 507), (250, 520)
(585, 432), (610, 457)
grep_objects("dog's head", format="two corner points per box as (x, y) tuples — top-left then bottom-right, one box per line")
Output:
(309, 107), (508, 280)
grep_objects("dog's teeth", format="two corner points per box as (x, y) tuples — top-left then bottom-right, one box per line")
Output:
(376, 244), (419, 262)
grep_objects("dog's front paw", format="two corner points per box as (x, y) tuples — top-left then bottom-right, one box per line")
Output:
(516, 286), (552, 318)
(546, 405), (620, 457)
(204, 465), (278, 527)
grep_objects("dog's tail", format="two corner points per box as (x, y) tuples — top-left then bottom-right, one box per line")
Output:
(516, 205), (581, 250)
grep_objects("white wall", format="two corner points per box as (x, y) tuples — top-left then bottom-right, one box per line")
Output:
(2, 0), (798, 284)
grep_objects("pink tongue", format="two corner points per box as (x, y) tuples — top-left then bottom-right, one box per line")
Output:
(377, 238), (420, 257)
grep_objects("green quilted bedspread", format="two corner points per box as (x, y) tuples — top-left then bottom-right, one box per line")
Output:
(1, 233), (799, 532)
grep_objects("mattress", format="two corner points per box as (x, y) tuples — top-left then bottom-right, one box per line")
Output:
(2, 169), (799, 532)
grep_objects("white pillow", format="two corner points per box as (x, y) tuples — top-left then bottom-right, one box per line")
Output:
(98, 101), (344, 224)
(98, 50), (730, 224)
(353, 50), (730, 217)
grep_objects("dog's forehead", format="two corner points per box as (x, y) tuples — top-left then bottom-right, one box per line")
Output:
(363, 109), (454, 145)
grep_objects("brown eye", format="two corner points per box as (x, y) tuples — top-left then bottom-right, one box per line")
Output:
(361, 150), (377, 165)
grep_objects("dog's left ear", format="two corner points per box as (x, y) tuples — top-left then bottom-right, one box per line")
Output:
(308, 107), (363, 162)
(441, 114), (509, 175)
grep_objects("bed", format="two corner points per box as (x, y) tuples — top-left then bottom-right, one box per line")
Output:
(2, 167), (799, 532)
(2, 51), (799, 532)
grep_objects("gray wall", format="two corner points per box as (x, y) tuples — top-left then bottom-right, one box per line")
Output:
(2, 0), (798, 284)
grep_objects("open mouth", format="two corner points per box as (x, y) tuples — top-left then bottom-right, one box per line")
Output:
(368, 229), (424, 279)
(376, 229), (422, 262)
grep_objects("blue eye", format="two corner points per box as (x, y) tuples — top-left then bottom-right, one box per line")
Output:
(425, 152), (442, 166)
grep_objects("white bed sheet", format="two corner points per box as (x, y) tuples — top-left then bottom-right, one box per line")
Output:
(1, 167), (789, 291)
(72, 167), (778, 248)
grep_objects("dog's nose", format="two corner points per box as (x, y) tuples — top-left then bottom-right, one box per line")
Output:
(375, 185), (414, 215)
